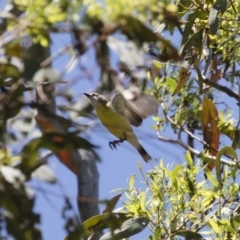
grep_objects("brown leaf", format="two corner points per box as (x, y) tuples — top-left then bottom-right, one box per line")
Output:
(35, 115), (78, 174)
(172, 67), (191, 95)
(210, 58), (222, 82)
(202, 96), (220, 170)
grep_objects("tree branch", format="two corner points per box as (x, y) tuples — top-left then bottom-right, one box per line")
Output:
(195, 67), (240, 103)
(156, 121), (239, 167)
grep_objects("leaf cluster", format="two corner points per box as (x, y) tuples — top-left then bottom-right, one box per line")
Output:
(123, 155), (240, 239)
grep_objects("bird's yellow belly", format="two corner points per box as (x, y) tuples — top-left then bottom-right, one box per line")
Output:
(96, 106), (132, 139)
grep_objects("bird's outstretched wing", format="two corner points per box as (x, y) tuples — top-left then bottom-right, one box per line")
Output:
(111, 90), (158, 127)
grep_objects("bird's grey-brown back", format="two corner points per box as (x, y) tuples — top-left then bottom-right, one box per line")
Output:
(84, 91), (154, 162)
(111, 91), (158, 127)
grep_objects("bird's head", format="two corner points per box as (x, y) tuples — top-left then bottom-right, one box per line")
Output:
(84, 92), (108, 107)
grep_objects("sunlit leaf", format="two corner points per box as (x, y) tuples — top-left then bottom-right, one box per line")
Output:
(31, 164), (57, 183)
(185, 151), (193, 168)
(208, 219), (221, 233)
(216, 146), (238, 181)
(204, 167), (218, 188)
(154, 225), (160, 240)
(129, 174), (136, 192)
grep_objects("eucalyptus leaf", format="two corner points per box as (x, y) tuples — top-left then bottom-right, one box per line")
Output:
(100, 217), (149, 240)
(0, 166), (25, 188)
(31, 165), (57, 183)
(208, 8), (219, 35)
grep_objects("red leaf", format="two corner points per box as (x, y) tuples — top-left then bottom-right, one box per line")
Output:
(35, 115), (78, 174)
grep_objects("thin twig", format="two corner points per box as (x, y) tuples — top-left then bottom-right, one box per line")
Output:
(195, 67), (240, 103)
(156, 121), (239, 167)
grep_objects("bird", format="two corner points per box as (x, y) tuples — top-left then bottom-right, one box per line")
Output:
(84, 90), (158, 162)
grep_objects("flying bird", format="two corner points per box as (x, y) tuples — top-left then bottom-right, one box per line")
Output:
(84, 90), (158, 162)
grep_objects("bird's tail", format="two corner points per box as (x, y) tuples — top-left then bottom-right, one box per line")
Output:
(137, 146), (151, 162)
(126, 132), (151, 162)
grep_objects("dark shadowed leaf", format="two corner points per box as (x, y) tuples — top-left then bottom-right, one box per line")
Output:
(213, 0), (228, 13)
(209, 8), (219, 35)
(176, 231), (203, 239)
(233, 214), (240, 230)
(180, 9), (206, 48)
(100, 217), (149, 240)
(180, 28), (204, 56)
(177, 0), (191, 18)
(75, 213), (129, 238)
(103, 193), (123, 214)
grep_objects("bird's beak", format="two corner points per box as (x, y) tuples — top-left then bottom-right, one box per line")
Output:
(84, 93), (90, 98)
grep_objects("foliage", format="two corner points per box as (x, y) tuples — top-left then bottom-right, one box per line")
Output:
(0, 0), (240, 239)
(122, 154), (240, 239)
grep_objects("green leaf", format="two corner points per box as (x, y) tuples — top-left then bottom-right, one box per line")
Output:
(153, 226), (160, 240)
(176, 231), (203, 239)
(177, 0), (190, 17)
(169, 165), (183, 189)
(180, 28), (204, 55)
(208, 218), (221, 234)
(140, 191), (147, 212)
(213, 0), (228, 13)
(217, 146), (238, 181)
(129, 174), (136, 191)
(180, 9), (206, 49)
(215, 149), (222, 188)
(233, 214), (240, 230)
(79, 213), (129, 238)
(218, 219), (235, 234)
(216, 146), (238, 162)
(185, 151), (193, 168)
(0, 82), (24, 120)
(204, 167), (218, 188)
(100, 217), (149, 240)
